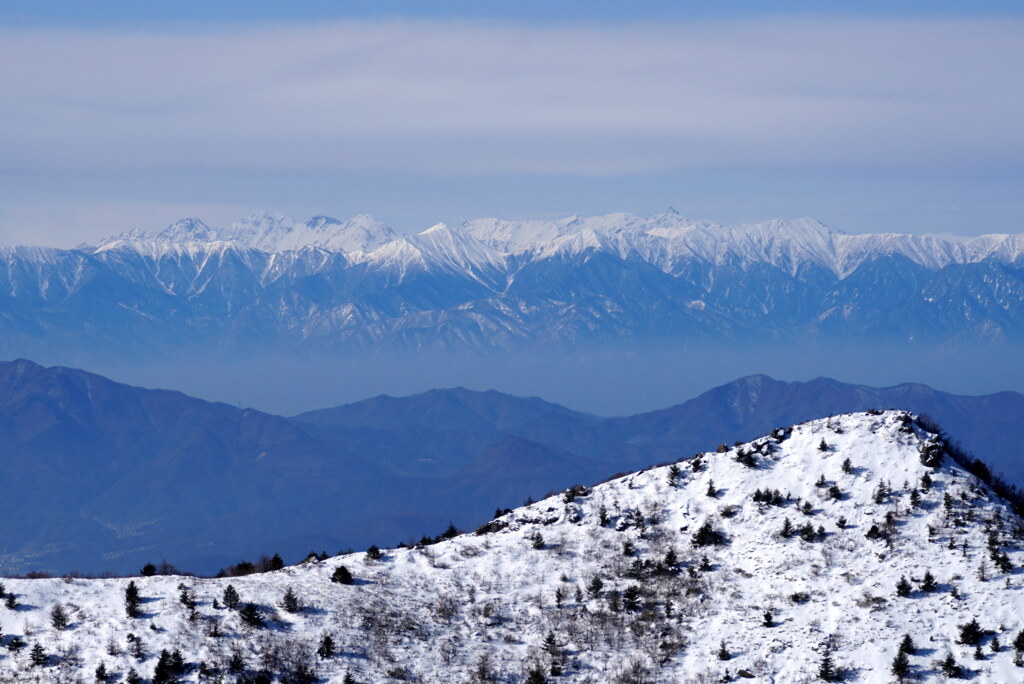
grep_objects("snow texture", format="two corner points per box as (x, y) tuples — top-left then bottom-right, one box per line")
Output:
(1, 411), (1022, 682)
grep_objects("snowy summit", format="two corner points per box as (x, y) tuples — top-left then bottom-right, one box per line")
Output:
(2, 411), (1022, 682)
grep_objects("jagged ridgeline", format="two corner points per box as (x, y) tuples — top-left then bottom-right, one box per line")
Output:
(1, 411), (1023, 682)
(3, 210), (1024, 359)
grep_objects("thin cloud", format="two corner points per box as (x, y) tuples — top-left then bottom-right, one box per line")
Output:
(1, 17), (1020, 176)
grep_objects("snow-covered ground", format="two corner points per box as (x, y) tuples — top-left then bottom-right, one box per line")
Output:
(1, 411), (1021, 682)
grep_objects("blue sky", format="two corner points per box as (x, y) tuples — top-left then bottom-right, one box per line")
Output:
(1, 2), (1022, 245)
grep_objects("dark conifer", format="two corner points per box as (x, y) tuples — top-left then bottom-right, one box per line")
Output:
(332, 565), (353, 584)
(891, 650), (910, 680)
(920, 570), (937, 592)
(959, 618), (982, 646)
(124, 581), (141, 619)
(29, 643), (47, 667)
(898, 634), (915, 655)
(717, 640), (730, 660)
(896, 576), (912, 597)
(223, 584), (240, 610)
(317, 634), (335, 659)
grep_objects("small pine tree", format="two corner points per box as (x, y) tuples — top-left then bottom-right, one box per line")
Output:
(898, 634), (915, 655)
(623, 585), (641, 611)
(717, 640), (730, 661)
(818, 439), (828, 452)
(763, 611), (774, 627)
(366, 545), (383, 561)
(974, 644), (984, 660)
(587, 576), (604, 598)
(318, 634), (335, 659)
(222, 584), (240, 610)
(95, 663), (109, 683)
(1014, 628), (1024, 653)
(664, 548), (678, 568)
(781, 518), (793, 538)
(269, 553), (285, 571)
(959, 618), (983, 646)
(281, 587), (301, 613)
(990, 635), (1001, 653)
(896, 576), (912, 597)
(152, 650), (173, 684)
(3, 592), (15, 609)
(891, 650), (910, 680)
(239, 602), (264, 628)
(525, 668), (547, 684)
(30, 643), (47, 667)
(668, 463), (681, 487)
(531, 532), (545, 550)
(332, 565), (353, 584)
(126, 669), (141, 684)
(124, 581), (141, 618)
(50, 604), (70, 631)
(841, 457), (853, 474)
(140, 563), (156, 577)
(818, 652), (839, 681)
(706, 479), (716, 498)
(920, 570), (937, 592)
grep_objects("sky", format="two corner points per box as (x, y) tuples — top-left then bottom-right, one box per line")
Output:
(1, 2), (1022, 247)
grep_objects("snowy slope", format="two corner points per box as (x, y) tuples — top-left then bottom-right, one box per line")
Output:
(2, 411), (1022, 682)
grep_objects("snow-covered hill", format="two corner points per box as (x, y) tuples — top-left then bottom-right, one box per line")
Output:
(3, 411), (1022, 682)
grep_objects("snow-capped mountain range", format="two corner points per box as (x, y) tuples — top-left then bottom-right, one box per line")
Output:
(3, 411), (1022, 682)
(2, 209), (1024, 359)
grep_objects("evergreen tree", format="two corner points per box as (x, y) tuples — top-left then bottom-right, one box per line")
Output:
(126, 669), (142, 684)
(1013, 628), (1024, 653)
(222, 584), (240, 610)
(841, 457), (853, 474)
(50, 604), (70, 630)
(891, 650), (910, 680)
(531, 532), (545, 550)
(525, 667), (547, 684)
(706, 479), (717, 498)
(124, 581), (141, 619)
(95, 663), (109, 683)
(780, 518), (793, 538)
(898, 634), (915, 655)
(664, 548), (678, 568)
(29, 643), (47, 667)
(817, 652), (839, 681)
(332, 565), (353, 584)
(623, 585), (642, 611)
(587, 576), (604, 598)
(763, 611), (774, 627)
(920, 570), (937, 592)
(281, 586), (301, 613)
(317, 634), (335, 659)
(366, 545), (383, 561)
(667, 464), (681, 487)
(959, 618), (983, 646)
(239, 603), (264, 628)
(717, 640), (730, 661)
(140, 563), (156, 576)
(990, 635), (1001, 653)
(269, 553), (285, 571)
(343, 674), (356, 684)
(152, 650), (174, 684)
(940, 653), (962, 678)
(895, 576), (912, 597)
(4, 592), (15, 609)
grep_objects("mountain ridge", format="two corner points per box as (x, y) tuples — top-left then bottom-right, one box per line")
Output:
(1, 358), (1023, 576)
(0, 410), (1021, 681)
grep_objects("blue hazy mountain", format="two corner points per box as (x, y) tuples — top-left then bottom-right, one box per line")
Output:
(2, 211), (1024, 364)
(1, 358), (1019, 575)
